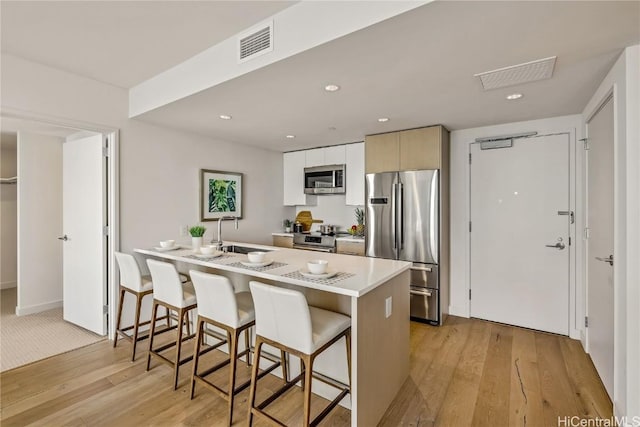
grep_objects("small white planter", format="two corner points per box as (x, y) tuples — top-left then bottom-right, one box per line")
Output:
(191, 236), (203, 251)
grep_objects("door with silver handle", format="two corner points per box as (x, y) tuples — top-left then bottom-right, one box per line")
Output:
(545, 242), (565, 250)
(58, 234), (68, 241)
(595, 255), (613, 266)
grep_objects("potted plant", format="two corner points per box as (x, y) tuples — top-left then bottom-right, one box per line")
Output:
(189, 225), (206, 251)
(283, 219), (292, 233)
(355, 208), (365, 237)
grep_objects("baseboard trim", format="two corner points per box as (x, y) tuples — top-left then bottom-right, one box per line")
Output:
(448, 304), (470, 318)
(1, 280), (17, 290)
(16, 300), (62, 316)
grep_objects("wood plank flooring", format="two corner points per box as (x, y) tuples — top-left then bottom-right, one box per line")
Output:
(0, 316), (611, 426)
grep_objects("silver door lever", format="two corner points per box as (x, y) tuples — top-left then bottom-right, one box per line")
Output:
(595, 255), (614, 266)
(57, 235), (68, 241)
(545, 242), (565, 250)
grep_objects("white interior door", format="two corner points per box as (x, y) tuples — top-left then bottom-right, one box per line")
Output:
(62, 134), (106, 335)
(586, 96), (614, 398)
(470, 134), (570, 335)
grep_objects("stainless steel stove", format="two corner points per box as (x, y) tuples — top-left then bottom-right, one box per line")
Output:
(292, 232), (336, 253)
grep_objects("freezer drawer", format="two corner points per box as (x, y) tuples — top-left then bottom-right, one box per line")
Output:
(410, 287), (439, 325)
(410, 263), (439, 289)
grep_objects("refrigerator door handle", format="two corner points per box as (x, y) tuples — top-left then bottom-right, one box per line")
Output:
(391, 182), (397, 251)
(398, 182), (404, 250)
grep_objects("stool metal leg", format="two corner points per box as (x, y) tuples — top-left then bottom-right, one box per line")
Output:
(190, 318), (205, 399)
(173, 307), (186, 390)
(227, 329), (239, 426)
(113, 287), (126, 349)
(346, 330), (352, 387)
(130, 292), (144, 362)
(146, 302), (160, 371)
(247, 337), (264, 426)
(302, 354), (314, 427)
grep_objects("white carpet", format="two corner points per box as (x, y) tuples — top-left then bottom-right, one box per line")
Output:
(0, 288), (105, 372)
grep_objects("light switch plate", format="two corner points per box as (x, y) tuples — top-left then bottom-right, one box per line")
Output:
(179, 225), (188, 236)
(385, 296), (392, 318)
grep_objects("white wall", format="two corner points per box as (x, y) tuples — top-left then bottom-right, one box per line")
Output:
(1, 54), (288, 332)
(582, 45), (639, 420)
(1, 134), (18, 289)
(449, 115), (584, 339)
(17, 131), (64, 314)
(296, 194), (362, 233)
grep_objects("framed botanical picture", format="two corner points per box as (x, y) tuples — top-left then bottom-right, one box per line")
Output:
(200, 169), (243, 221)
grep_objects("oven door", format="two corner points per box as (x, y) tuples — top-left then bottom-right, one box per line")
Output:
(292, 244), (335, 253)
(410, 286), (439, 325)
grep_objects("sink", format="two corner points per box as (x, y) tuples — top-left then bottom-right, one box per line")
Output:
(222, 245), (271, 255)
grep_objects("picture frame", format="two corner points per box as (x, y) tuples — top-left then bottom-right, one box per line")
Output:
(200, 169), (243, 221)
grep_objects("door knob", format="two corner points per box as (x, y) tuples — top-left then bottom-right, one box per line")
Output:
(545, 242), (565, 250)
(595, 255), (613, 266)
(57, 235), (68, 241)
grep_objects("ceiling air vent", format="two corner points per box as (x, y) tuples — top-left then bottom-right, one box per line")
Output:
(238, 21), (273, 63)
(474, 56), (557, 90)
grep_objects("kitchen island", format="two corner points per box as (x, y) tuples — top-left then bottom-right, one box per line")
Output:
(134, 242), (410, 426)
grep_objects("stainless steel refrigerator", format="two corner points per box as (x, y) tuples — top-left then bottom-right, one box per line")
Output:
(365, 170), (447, 325)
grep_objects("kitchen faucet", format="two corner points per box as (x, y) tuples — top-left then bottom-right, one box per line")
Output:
(212, 216), (239, 249)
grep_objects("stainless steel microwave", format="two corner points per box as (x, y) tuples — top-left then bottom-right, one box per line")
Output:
(304, 164), (346, 194)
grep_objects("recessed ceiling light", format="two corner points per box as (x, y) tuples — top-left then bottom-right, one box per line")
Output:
(324, 84), (340, 92)
(378, 117), (390, 122)
(286, 135), (295, 139)
(219, 114), (232, 120)
(506, 93), (523, 100)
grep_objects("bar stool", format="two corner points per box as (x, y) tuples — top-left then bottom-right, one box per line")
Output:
(146, 259), (198, 390)
(188, 271), (285, 426)
(113, 252), (187, 361)
(247, 281), (352, 427)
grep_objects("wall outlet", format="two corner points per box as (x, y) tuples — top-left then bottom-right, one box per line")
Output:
(385, 296), (392, 318)
(179, 225), (188, 236)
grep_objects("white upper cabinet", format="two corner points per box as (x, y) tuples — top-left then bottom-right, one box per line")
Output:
(324, 145), (346, 165)
(346, 142), (365, 206)
(305, 146), (346, 167)
(283, 151), (315, 206)
(305, 148), (325, 167)
(284, 144), (355, 206)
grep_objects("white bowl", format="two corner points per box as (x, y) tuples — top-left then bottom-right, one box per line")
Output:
(159, 240), (175, 248)
(307, 259), (328, 275)
(200, 245), (216, 255)
(247, 251), (267, 263)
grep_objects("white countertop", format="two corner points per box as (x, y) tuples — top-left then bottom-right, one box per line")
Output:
(272, 232), (294, 237)
(135, 241), (409, 298)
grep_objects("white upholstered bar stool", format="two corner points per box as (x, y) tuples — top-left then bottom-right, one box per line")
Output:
(113, 251), (188, 362)
(189, 271), (284, 426)
(146, 259), (198, 390)
(247, 281), (352, 427)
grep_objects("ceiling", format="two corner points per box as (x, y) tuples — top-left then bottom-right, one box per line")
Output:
(1, 1), (639, 152)
(0, 1), (295, 88)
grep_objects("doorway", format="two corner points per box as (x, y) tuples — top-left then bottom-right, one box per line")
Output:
(469, 133), (572, 335)
(0, 115), (118, 371)
(585, 95), (615, 398)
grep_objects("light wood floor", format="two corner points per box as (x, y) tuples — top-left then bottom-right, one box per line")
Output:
(0, 316), (611, 426)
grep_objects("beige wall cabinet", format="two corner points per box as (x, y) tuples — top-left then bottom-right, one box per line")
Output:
(272, 235), (293, 248)
(336, 239), (365, 256)
(365, 125), (448, 173)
